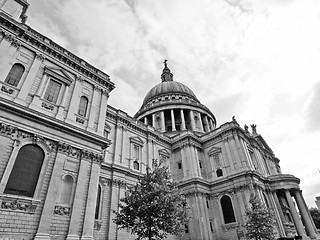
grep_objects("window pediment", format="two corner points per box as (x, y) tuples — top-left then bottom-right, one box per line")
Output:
(208, 146), (221, 156)
(158, 149), (170, 158)
(129, 136), (144, 146)
(44, 67), (73, 85)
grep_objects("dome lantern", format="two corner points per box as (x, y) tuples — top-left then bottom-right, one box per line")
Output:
(161, 59), (173, 82)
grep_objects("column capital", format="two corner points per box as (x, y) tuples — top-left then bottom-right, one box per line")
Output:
(35, 53), (45, 61)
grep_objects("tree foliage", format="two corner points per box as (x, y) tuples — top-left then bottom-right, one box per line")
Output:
(113, 160), (189, 240)
(309, 207), (320, 229)
(245, 194), (276, 240)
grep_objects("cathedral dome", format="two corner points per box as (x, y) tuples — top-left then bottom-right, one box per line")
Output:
(142, 81), (199, 105)
(135, 61), (216, 134)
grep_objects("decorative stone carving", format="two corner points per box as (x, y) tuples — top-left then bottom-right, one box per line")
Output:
(76, 76), (84, 82)
(1, 85), (14, 94)
(76, 117), (85, 124)
(101, 178), (127, 188)
(41, 102), (54, 110)
(94, 220), (102, 231)
(0, 122), (17, 136)
(0, 196), (38, 214)
(35, 53), (45, 61)
(54, 205), (71, 216)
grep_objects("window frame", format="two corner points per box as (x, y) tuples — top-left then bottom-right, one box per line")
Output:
(4, 63), (25, 87)
(78, 95), (89, 117)
(43, 78), (63, 104)
(220, 195), (237, 224)
(0, 137), (51, 199)
(95, 183), (103, 220)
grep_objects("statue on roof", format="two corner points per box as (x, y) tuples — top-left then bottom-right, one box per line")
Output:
(250, 124), (257, 134)
(232, 116), (237, 124)
(163, 59), (168, 68)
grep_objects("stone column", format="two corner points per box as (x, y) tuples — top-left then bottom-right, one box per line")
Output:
(34, 150), (66, 240)
(204, 115), (209, 132)
(87, 86), (101, 132)
(189, 110), (196, 131)
(65, 77), (83, 124)
(97, 90), (109, 136)
(272, 191), (287, 236)
(152, 113), (156, 128)
(293, 190), (317, 239)
(160, 111), (165, 132)
(198, 113), (204, 132)
(81, 161), (101, 240)
(15, 53), (44, 105)
(284, 189), (306, 237)
(144, 117), (148, 124)
(67, 159), (90, 240)
(180, 109), (186, 130)
(171, 109), (176, 131)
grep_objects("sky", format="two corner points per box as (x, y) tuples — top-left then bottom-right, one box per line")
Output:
(26, 0), (320, 207)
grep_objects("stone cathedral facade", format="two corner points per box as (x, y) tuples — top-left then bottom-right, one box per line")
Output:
(0, 1), (319, 240)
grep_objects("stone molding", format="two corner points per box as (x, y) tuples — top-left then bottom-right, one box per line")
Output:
(0, 121), (103, 163)
(0, 195), (40, 214)
(183, 184), (251, 200)
(53, 205), (71, 216)
(100, 178), (127, 189)
(1, 31), (21, 48)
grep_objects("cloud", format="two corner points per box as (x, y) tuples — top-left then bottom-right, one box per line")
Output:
(26, 0), (320, 207)
(304, 81), (320, 132)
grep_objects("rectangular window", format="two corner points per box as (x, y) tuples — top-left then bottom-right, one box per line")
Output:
(178, 162), (182, 169)
(133, 145), (140, 160)
(44, 79), (62, 103)
(210, 221), (213, 232)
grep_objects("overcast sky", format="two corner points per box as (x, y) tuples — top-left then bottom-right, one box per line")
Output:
(27, 0), (320, 207)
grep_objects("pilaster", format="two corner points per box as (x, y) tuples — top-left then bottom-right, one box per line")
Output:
(34, 150), (65, 240)
(80, 162), (101, 240)
(87, 86), (101, 132)
(65, 76), (83, 124)
(97, 90), (109, 135)
(15, 53), (44, 105)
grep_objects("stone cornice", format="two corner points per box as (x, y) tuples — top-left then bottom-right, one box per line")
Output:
(0, 15), (115, 92)
(0, 97), (110, 150)
(0, 121), (104, 163)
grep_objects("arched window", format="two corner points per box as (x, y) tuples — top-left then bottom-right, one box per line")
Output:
(4, 63), (25, 87)
(4, 144), (44, 197)
(78, 96), (88, 117)
(95, 184), (102, 219)
(221, 195), (236, 224)
(133, 160), (139, 170)
(59, 175), (74, 204)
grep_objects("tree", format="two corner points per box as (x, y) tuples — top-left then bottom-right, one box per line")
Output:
(245, 194), (276, 240)
(309, 207), (320, 229)
(113, 160), (190, 240)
